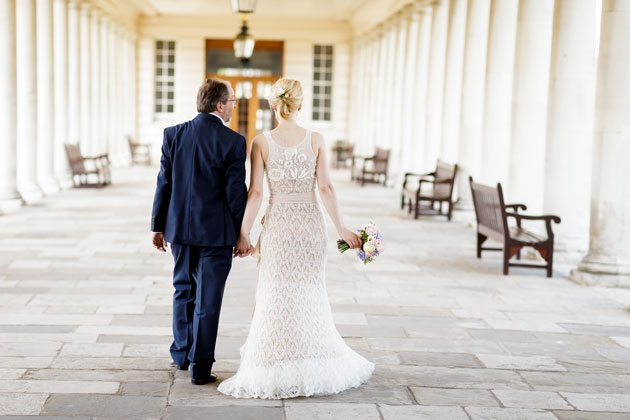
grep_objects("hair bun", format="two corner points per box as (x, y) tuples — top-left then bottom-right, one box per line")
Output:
(268, 79), (304, 119)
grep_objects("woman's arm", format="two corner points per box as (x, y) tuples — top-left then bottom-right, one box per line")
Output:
(314, 133), (361, 249)
(234, 135), (266, 257)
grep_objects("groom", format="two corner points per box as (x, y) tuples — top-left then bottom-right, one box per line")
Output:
(151, 78), (248, 385)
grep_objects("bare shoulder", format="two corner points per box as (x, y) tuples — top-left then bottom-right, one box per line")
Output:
(251, 133), (268, 149)
(310, 130), (325, 145)
(251, 133), (269, 159)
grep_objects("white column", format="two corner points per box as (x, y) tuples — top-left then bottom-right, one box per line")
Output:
(16, 0), (43, 202)
(122, 30), (133, 163)
(412, 6), (433, 173)
(79, 2), (91, 154)
(353, 40), (367, 152)
(440, 0), (468, 164)
(348, 39), (360, 147)
(381, 21), (398, 152)
(543, 0), (598, 255)
(129, 32), (137, 154)
(389, 11), (409, 184)
(0, 0), (22, 213)
(400, 8), (420, 175)
(507, 0), (555, 212)
(455, 0), (491, 208)
(99, 17), (109, 159)
(571, 0), (630, 287)
(36, 0), (59, 194)
(90, 9), (101, 155)
(424, 0), (449, 170)
(67, 0), (80, 146)
(115, 27), (126, 163)
(108, 22), (118, 162)
(53, 0), (72, 188)
(372, 27), (388, 151)
(479, 0), (519, 186)
(364, 35), (380, 155)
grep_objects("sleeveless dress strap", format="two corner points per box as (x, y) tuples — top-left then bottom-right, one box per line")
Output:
(262, 130), (272, 149)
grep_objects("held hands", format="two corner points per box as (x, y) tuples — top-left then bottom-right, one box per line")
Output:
(152, 232), (168, 252)
(340, 228), (362, 249)
(234, 233), (253, 258)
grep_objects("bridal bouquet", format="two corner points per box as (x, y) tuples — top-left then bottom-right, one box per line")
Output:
(337, 223), (384, 264)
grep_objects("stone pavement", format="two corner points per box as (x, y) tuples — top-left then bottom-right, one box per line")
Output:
(1, 166), (630, 419)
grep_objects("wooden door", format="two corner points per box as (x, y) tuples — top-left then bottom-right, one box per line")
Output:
(207, 75), (280, 153)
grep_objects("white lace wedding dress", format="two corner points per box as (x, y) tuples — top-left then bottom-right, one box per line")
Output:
(217, 129), (374, 399)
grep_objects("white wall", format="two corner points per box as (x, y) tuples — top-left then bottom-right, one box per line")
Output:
(136, 14), (353, 157)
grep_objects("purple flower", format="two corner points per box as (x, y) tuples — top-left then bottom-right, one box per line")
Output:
(376, 232), (383, 240)
(358, 250), (366, 260)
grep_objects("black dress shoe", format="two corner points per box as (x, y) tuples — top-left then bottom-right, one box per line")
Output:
(169, 360), (189, 371)
(191, 373), (218, 385)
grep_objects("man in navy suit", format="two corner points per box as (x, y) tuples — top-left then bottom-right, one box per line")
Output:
(151, 78), (248, 385)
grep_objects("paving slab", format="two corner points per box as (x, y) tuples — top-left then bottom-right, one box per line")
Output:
(165, 405), (284, 420)
(284, 403), (381, 420)
(41, 394), (166, 418)
(411, 387), (500, 407)
(492, 390), (573, 410)
(560, 392), (630, 412)
(477, 354), (567, 372)
(379, 404), (470, 420)
(0, 393), (49, 415)
(465, 406), (560, 420)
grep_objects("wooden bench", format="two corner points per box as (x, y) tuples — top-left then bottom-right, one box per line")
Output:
(469, 176), (561, 277)
(64, 144), (111, 188)
(351, 147), (390, 186)
(331, 141), (354, 169)
(401, 160), (458, 220)
(127, 136), (152, 166)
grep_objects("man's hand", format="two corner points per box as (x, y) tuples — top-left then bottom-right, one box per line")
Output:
(234, 234), (252, 258)
(152, 232), (168, 252)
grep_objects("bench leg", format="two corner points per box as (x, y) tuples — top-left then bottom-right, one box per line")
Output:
(547, 242), (554, 278)
(503, 247), (510, 275)
(447, 201), (453, 221)
(477, 233), (487, 258)
(400, 195), (405, 210)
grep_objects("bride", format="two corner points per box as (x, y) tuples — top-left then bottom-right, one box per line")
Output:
(217, 78), (374, 399)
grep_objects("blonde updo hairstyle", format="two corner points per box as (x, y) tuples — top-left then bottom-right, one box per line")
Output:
(268, 78), (303, 120)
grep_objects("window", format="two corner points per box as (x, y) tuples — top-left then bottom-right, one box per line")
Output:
(155, 40), (176, 114)
(312, 45), (333, 121)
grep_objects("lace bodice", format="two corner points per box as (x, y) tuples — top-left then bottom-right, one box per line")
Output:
(262, 130), (317, 195)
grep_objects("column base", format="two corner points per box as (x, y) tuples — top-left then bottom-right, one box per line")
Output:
(569, 255), (630, 287)
(55, 175), (75, 190)
(18, 183), (43, 204)
(569, 269), (630, 288)
(0, 197), (23, 215)
(39, 179), (60, 195)
(454, 196), (474, 211)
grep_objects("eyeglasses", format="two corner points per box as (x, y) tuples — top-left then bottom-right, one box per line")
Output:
(226, 99), (237, 104)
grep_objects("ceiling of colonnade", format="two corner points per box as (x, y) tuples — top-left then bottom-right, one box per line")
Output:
(127, 0), (367, 19)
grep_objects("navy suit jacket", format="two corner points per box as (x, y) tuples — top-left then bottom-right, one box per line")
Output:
(151, 113), (248, 247)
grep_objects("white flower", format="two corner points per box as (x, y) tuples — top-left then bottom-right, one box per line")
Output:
(363, 242), (376, 253)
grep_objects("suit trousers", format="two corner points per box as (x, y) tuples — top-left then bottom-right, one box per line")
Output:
(169, 243), (232, 379)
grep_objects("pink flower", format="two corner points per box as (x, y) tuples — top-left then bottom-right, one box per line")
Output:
(365, 225), (378, 236)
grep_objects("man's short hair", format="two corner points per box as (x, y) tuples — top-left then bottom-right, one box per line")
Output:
(197, 78), (229, 113)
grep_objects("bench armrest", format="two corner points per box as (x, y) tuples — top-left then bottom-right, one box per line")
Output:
(505, 203), (527, 212)
(506, 212), (561, 236)
(403, 171), (435, 187)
